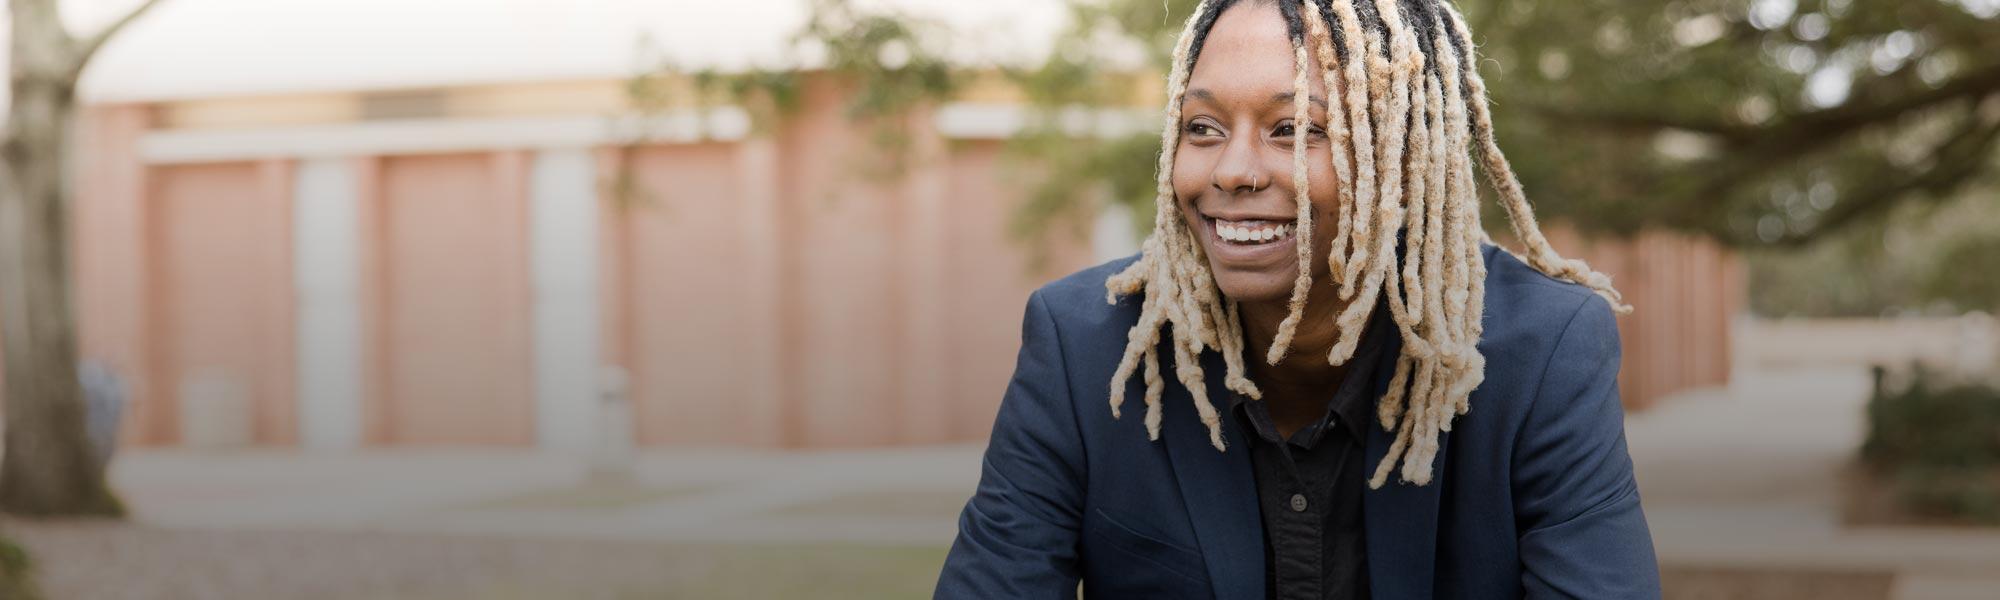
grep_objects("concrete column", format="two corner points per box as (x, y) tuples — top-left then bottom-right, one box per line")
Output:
(898, 109), (953, 443)
(735, 137), (786, 447)
(530, 148), (600, 452)
(1093, 202), (1140, 263)
(293, 158), (363, 450)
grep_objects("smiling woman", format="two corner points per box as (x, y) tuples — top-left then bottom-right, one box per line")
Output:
(1110, 0), (1628, 486)
(938, 0), (1660, 598)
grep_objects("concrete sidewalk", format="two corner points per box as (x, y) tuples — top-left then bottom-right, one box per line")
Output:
(106, 443), (984, 545)
(1627, 366), (2000, 599)
(44, 363), (2000, 599)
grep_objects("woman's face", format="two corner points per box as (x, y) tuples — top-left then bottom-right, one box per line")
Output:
(1172, 2), (1342, 305)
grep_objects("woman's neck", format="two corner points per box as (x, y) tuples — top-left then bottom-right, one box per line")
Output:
(1238, 282), (1360, 391)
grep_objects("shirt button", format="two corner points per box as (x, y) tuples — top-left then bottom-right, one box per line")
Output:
(1289, 493), (1308, 512)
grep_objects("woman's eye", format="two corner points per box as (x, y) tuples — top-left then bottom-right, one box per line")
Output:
(1275, 123), (1327, 139)
(1186, 122), (1218, 136)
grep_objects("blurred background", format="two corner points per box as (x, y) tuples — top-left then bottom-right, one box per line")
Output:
(0, 0), (1995, 598)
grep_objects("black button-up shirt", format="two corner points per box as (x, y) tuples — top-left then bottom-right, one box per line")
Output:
(1228, 316), (1390, 600)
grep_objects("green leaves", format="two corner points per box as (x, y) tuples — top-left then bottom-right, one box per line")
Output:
(1467, 0), (2000, 248)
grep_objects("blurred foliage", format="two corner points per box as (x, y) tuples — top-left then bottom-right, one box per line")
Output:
(1002, 0), (1197, 245)
(1747, 180), (2000, 317)
(0, 534), (37, 600)
(1861, 364), (2000, 523)
(622, 0), (958, 183)
(1473, 0), (2000, 248)
(1003, 0), (2000, 250)
(619, 0), (2000, 267)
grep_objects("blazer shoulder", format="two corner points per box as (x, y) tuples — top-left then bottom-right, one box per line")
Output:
(1027, 254), (1146, 339)
(1478, 243), (1616, 346)
(1035, 253), (1138, 302)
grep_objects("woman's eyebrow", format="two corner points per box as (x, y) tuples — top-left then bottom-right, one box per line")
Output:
(1184, 88), (1327, 111)
(1270, 90), (1329, 109)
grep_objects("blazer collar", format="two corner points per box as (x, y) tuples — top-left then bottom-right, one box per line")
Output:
(1362, 320), (1447, 600)
(1160, 283), (1446, 599)
(1162, 348), (1265, 600)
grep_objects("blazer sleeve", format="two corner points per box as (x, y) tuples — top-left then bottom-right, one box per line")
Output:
(1513, 294), (1663, 600)
(934, 290), (1086, 599)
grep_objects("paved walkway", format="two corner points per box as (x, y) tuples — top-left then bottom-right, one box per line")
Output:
(1627, 365), (2000, 599)
(9, 364), (2000, 598)
(101, 444), (983, 545)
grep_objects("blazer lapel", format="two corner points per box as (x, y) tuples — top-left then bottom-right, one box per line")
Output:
(1162, 349), (1264, 600)
(1362, 327), (1448, 600)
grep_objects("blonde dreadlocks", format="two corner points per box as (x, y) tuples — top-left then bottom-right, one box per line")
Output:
(1106, 0), (1632, 489)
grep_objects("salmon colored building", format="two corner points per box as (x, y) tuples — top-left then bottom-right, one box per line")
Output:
(29, 1), (1742, 450)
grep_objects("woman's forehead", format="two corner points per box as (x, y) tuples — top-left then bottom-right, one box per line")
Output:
(1185, 3), (1331, 110)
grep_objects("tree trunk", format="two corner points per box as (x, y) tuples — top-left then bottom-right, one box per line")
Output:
(0, 0), (146, 517)
(0, 73), (121, 517)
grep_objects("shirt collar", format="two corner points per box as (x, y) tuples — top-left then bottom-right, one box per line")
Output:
(1227, 300), (1395, 447)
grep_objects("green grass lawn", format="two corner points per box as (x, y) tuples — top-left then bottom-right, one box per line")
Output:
(9, 519), (1900, 600)
(408, 543), (951, 600)
(669, 544), (949, 600)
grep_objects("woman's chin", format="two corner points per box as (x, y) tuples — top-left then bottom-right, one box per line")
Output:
(1210, 270), (1295, 304)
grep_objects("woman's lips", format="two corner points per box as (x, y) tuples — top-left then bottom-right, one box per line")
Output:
(1201, 216), (1297, 264)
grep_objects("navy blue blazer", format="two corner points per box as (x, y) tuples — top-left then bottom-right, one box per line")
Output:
(936, 244), (1660, 599)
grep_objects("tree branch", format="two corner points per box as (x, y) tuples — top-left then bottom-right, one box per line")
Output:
(1531, 62), (2000, 153)
(1775, 61), (2000, 138)
(68, 0), (165, 75)
(1520, 102), (1759, 143)
(1760, 116), (2000, 248)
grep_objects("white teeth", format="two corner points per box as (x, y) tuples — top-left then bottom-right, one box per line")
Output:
(1215, 220), (1294, 243)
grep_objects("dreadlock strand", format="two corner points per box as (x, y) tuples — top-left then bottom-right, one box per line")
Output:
(1108, 289), (1166, 419)
(1336, 0), (1410, 302)
(1326, 0), (1378, 299)
(1142, 345), (1165, 439)
(1104, 0), (1205, 430)
(1369, 361), (1428, 488)
(1263, 2), (1320, 365)
(1422, 13), (1484, 423)
(1377, 346), (1414, 429)
(1172, 335), (1228, 451)
(1380, 50), (1433, 358)
(1167, 211), (1226, 351)
(1439, 3), (1632, 315)
(1418, 67), (1449, 337)
(1381, 250), (1433, 358)
(1446, 346), (1483, 419)
(1334, 16), (1388, 303)
(1403, 69), (1443, 333)
(1327, 0), (1421, 366)
(1302, 1), (1354, 283)
(1221, 300), (1262, 399)
(1382, 356), (1440, 486)
(1432, 20), (1475, 367)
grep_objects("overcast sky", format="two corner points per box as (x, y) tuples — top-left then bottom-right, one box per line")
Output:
(49, 0), (1071, 102)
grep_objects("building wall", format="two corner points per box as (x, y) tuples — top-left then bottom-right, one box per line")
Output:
(366, 153), (536, 445)
(615, 143), (771, 446)
(1543, 226), (1744, 410)
(942, 142), (1089, 440)
(42, 81), (1739, 449)
(146, 161), (296, 446)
